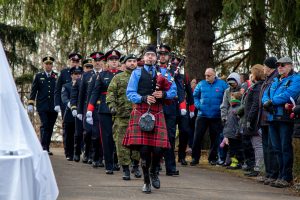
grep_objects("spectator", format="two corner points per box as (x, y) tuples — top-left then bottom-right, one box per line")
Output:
(191, 68), (228, 166)
(241, 64), (265, 177)
(257, 57), (279, 185)
(262, 57), (300, 188)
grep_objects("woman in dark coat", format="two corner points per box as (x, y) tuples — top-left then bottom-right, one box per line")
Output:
(241, 64), (265, 176)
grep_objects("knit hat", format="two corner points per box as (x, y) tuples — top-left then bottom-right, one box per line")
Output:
(264, 57), (277, 69)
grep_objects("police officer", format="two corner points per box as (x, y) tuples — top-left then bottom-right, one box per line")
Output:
(61, 66), (83, 161)
(158, 44), (179, 175)
(54, 52), (82, 116)
(86, 50), (123, 174)
(107, 54), (141, 180)
(28, 56), (58, 155)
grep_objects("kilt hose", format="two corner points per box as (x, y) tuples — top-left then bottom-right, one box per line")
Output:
(123, 102), (170, 149)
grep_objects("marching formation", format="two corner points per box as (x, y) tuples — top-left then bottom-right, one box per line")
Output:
(27, 43), (300, 193)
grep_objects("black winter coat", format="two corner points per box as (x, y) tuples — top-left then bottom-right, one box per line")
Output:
(292, 95), (300, 138)
(243, 80), (264, 136)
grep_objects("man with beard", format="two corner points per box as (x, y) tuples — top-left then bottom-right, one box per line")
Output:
(107, 54), (141, 180)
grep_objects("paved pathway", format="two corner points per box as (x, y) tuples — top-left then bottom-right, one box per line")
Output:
(50, 148), (299, 200)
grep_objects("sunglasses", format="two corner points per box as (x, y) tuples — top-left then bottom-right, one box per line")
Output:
(205, 74), (212, 77)
(277, 63), (290, 67)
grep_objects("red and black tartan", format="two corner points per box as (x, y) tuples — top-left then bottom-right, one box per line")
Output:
(122, 102), (170, 149)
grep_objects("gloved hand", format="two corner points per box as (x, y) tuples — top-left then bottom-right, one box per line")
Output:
(77, 114), (83, 121)
(180, 109), (187, 116)
(263, 100), (274, 113)
(54, 105), (61, 113)
(72, 110), (77, 117)
(110, 107), (116, 115)
(189, 111), (195, 118)
(67, 102), (71, 109)
(27, 105), (34, 113)
(86, 111), (93, 125)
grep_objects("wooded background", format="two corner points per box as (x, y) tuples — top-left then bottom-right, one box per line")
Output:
(1, 0), (300, 177)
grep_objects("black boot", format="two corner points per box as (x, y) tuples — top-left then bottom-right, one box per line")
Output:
(73, 154), (80, 162)
(131, 160), (142, 178)
(122, 165), (131, 180)
(150, 171), (160, 189)
(141, 161), (151, 193)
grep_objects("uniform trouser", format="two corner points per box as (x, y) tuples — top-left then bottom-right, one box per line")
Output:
(164, 115), (177, 172)
(113, 117), (140, 166)
(139, 146), (163, 184)
(38, 111), (58, 151)
(74, 117), (84, 156)
(63, 121), (75, 157)
(83, 117), (93, 159)
(192, 117), (222, 162)
(91, 118), (103, 162)
(269, 122), (294, 182)
(178, 114), (191, 160)
(99, 113), (116, 170)
(261, 126), (279, 179)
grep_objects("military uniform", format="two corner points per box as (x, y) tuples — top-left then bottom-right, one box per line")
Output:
(87, 50), (122, 173)
(107, 63), (140, 179)
(28, 58), (58, 153)
(54, 53), (82, 116)
(61, 82), (76, 160)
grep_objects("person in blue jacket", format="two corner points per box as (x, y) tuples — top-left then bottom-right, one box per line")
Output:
(262, 56), (300, 188)
(191, 68), (228, 166)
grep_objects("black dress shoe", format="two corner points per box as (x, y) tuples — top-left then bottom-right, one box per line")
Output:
(48, 151), (53, 156)
(98, 161), (104, 167)
(244, 170), (259, 177)
(105, 170), (114, 175)
(150, 173), (160, 189)
(166, 170), (179, 176)
(73, 155), (80, 162)
(92, 161), (100, 168)
(142, 184), (151, 193)
(113, 164), (120, 171)
(190, 159), (199, 166)
(179, 159), (188, 166)
(87, 159), (93, 165)
(66, 157), (73, 161)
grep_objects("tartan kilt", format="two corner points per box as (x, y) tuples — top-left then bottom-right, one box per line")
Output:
(122, 102), (170, 149)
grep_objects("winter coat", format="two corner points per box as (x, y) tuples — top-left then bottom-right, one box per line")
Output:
(241, 81), (264, 136)
(262, 72), (300, 122)
(223, 102), (241, 139)
(194, 78), (228, 118)
(292, 95), (300, 138)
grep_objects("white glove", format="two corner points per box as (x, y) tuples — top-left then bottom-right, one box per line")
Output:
(190, 112), (195, 118)
(28, 105), (34, 113)
(77, 114), (83, 121)
(180, 109), (187, 116)
(72, 110), (77, 117)
(86, 111), (93, 125)
(67, 102), (71, 109)
(54, 105), (61, 113)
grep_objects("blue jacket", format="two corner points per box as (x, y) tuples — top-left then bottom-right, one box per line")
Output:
(262, 72), (300, 122)
(193, 78), (228, 118)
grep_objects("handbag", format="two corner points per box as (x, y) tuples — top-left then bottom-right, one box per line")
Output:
(139, 106), (155, 132)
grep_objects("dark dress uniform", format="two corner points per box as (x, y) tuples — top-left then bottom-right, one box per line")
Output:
(87, 69), (122, 171)
(61, 82), (75, 160)
(28, 71), (58, 152)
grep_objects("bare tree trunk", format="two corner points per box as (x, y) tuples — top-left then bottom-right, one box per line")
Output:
(185, 0), (214, 80)
(249, 6), (266, 66)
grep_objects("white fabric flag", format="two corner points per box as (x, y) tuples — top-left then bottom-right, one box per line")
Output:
(0, 40), (59, 200)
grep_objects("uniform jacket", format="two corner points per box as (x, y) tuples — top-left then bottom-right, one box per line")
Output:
(88, 70), (122, 113)
(193, 78), (228, 118)
(29, 71), (57, 112)
(54, 67), (72, 110)
(262, 71), (300, 122)
(107, 69), (133, 118)
(77, 70), (96, 114)
(61, 82), (75, 123)
(70, 78), (81, 111)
